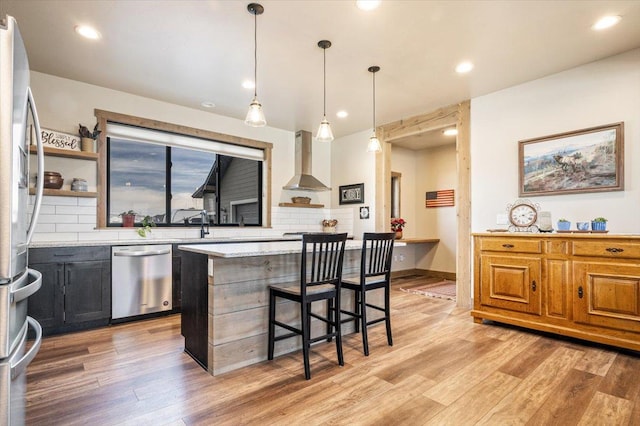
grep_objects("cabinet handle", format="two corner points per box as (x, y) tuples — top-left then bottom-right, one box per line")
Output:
(502, 244), (514, 249)
(578, 286), (584, 299)
(531, 280), (536, 292)
(605, 247), (624, 253)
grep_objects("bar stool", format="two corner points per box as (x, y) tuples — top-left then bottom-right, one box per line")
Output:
(267, 233), (348, 380)
(341, 232), (395, 356)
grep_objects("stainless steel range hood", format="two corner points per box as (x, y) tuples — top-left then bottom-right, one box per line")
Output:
(282, 130), (331, 191)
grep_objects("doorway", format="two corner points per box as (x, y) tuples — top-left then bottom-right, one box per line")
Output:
(374, 101), (471, 308)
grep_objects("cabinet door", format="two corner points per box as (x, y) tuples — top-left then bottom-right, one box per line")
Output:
(65, 260), (111, 324)
(573, 261), (640, 333)
(27, 262), (65, 331)
(172, 255), (182, 311)
(480, 255), (542, 315)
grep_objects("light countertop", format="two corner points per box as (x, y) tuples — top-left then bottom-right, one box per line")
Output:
(179, 240), (406, 258)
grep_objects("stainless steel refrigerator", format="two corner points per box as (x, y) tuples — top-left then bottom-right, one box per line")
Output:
(0, 15), (45, 426)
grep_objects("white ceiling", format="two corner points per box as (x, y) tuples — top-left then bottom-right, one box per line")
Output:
(3, 1), (640, 145)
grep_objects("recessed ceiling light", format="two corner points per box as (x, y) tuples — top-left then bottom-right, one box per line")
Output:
(356, 0), (381, 11)
(242, 80), (255, 90)
(336, 110), (348, 118)
(443, 128), (458, 136)
(592, 15), (622, 30)
(201, 101), (216, 108)
(74, 25), (101, 40)
(455, 61), (474, 74)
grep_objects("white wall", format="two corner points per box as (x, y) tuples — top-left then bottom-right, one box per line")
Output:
(331, 129), (377, 237)
(391, 146), (417, 238)
(471, 48), (640, 233)
(416, 144), (457, 274)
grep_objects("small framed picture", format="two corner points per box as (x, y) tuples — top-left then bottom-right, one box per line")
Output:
(339, 183), (364, 205)
(359, 206), (370, 219)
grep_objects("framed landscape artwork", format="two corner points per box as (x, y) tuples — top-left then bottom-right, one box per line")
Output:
(519, 122), (624, 196)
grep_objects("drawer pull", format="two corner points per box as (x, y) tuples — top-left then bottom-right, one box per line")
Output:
(605, 247), (624, 253)
(578, 286), (584, 299)
(531, 280), (536, 292)
(502, 244), (514, 249)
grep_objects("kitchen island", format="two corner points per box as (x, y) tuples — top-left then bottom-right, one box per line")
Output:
(179, 239), (404, 375)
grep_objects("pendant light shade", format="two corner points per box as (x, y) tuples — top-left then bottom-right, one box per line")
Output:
(316, 40), (334, 142)
(367, 66), (382, 153)
(245, 3), (266, 127)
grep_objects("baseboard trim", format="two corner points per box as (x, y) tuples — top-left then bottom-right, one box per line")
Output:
(391, 268), (456, 281)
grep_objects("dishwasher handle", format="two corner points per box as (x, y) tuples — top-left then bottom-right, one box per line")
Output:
(113, 249), (171, 257)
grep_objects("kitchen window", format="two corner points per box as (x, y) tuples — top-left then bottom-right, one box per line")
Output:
(105, 123), (264, 227)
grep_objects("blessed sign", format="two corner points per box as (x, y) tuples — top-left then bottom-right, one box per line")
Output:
(39, 128), (81, 151)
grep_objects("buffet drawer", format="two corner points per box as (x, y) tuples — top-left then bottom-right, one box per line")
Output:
(479, 238), (542, 254)
(572, 241), (640, 259)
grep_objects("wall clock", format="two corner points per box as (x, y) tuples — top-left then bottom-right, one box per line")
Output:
(506, 199), (540, 232)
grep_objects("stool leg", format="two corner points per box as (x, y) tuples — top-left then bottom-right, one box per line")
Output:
(326, 299), (333, 342)
(335, 294), (344, 366)
(301, 301), (311, 380)
(361, 289), (369, 356)
(268, 290), (276, 360)
(354, 290), (361, 333)
(385, 284), (393, 346)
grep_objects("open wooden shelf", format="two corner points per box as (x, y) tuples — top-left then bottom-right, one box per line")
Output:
(29, 145), (98, 161)
(278, 202), (325, 209)
(29, 188), (97, 198)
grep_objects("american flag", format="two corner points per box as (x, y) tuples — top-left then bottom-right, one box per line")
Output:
(425, 189), (455, 208)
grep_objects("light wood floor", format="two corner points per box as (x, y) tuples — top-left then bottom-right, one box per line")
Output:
(26, 276), (640, 425)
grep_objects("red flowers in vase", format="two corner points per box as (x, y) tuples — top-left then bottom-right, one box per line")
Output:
(391, 218), (406, 232)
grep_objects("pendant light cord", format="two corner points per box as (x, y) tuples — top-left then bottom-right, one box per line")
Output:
(253, 11), (258, 98)
(323, 47), (327, 116)
(372, 71), (376, 130)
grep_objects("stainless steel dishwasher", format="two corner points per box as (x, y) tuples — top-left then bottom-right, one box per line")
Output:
(111, 245), (172, 320)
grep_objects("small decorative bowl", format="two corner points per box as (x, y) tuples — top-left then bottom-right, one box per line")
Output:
(576, 222), (590, 231)
(291, 196), (311, 204)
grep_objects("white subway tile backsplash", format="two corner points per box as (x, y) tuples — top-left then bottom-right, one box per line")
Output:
(33, 223), (56, 233)
(56, 206), (96, 215)
(56, 223), (96, 233)
(78, 215), (97, 224)
(31, 232), (78, 242)
(41, 196), (77, 206)
(78, 198), (98, 207)
(38, 214), (78, 224)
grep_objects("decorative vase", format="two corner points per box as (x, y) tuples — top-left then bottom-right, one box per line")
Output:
(122, 214), (135, 227)
(81, 137), (95, 153)
(395, 230), (403, 240)
(557, 221), (571, 231)
(591, 221), (607, 231)
(323, 226), (336, 233)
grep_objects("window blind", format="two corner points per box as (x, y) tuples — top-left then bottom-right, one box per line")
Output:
(106, 122), (264, 161)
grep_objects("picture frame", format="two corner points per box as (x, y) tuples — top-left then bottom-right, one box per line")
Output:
(359, 206), (370, 219)
(339, 183), (364, 205)
(519, 122), (624, 196)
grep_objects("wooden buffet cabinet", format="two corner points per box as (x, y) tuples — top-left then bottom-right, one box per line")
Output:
(472, 233), (640, 351)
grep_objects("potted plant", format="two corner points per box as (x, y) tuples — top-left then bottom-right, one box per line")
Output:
(557, 218), (571, 231)
(119, 210), (136, 227)
(391, 218), (406, 239)
(78, 123), (101, 153)
(591, 217), (608, 231)
(137, 215), (156, 237)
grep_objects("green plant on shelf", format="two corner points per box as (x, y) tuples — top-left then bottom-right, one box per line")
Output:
(558, 218), (569, 222)
(592, 217), (608, 222)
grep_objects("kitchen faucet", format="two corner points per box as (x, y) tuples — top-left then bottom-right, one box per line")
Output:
(200, 210), (210, 238)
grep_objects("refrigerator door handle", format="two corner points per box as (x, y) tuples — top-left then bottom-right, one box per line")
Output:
(11, 268), (42, 304)
(26, 86), (44, 245)
(10, 317), (42, 380)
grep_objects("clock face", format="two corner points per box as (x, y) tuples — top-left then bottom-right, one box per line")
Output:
(509, 203), (537, 227)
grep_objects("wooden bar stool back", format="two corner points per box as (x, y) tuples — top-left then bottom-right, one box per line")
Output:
(341, 232), (395, 356)
(267, 233), (348, 380)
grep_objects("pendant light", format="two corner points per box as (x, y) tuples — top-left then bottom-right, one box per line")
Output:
(245, 3), (266, 127)
(316, 40), (334, 142)
(367, 66), (382, 152)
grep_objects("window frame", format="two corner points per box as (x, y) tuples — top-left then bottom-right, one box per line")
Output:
(95, 109), (273, 229)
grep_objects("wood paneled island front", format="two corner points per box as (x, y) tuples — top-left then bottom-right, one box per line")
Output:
(179, 240), (403, 376)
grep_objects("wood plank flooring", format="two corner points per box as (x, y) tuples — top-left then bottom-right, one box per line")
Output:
(25, 276), (640, 425)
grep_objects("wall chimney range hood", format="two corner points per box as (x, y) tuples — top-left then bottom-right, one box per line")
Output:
(282, 130), (331, 191)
